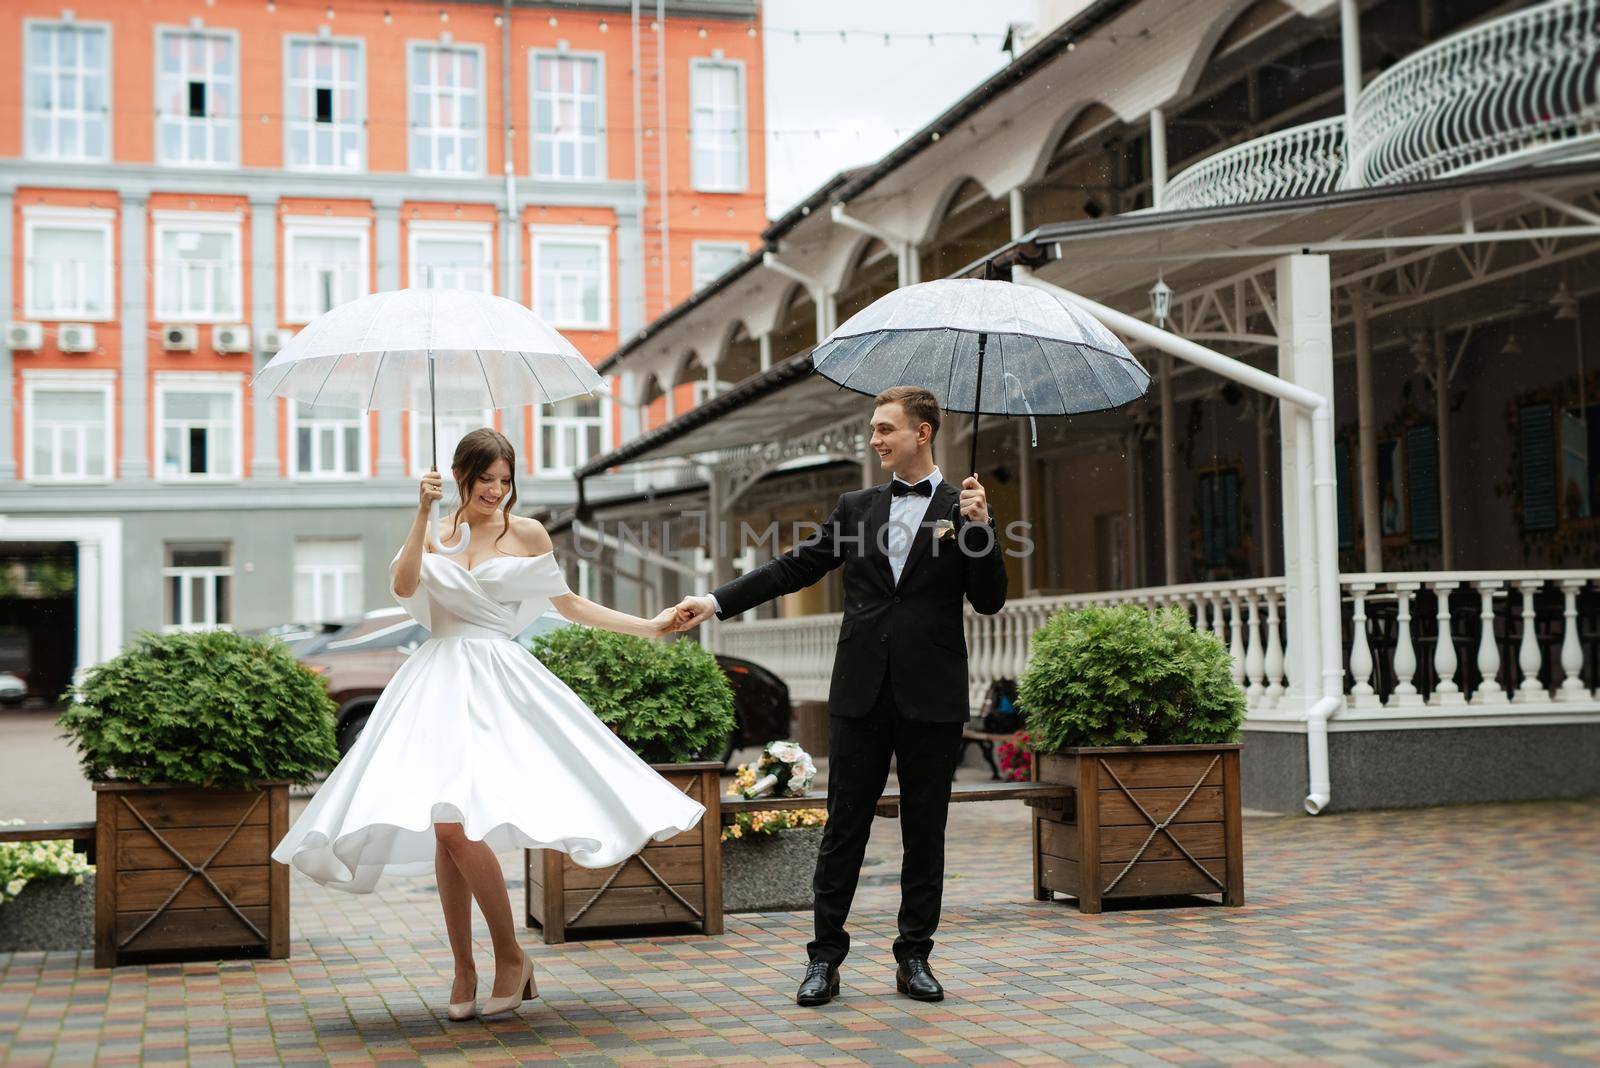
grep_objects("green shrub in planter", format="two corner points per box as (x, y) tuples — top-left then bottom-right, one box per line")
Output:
(1018, 604), (1245, 750)
(57, 630), (339, 787)
(529, 629), (735, 764)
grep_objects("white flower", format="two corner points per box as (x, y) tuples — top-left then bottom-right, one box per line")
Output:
(767, 741), (801, 763)
(5, 879), (23, 897)
(56, 859), (70, 875)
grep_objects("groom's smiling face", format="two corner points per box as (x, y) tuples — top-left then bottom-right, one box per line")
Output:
(869, 402), (934, 478)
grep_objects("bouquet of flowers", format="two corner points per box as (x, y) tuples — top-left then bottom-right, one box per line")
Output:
(722, 808), (827, 841)
(731, 741), (817, 800)
(996, 730), (1033, 783)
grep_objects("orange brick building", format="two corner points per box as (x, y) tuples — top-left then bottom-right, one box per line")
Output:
(0, 0), (764, 676)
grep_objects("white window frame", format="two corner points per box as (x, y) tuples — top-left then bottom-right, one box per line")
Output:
(408, 221), (495, 292)
(289, 401), (370, 481)
(410, 408), (495, 478)
(293, 539), (363, 623)
(535, 394), (609, 477)
(690, 58), (747, 193)
(24, 19), (113, 163)
(22, 206), (115, 322)
(21, 370), (116, 484)
(691, 240), (747, 292)
(407, 40), (486, 178)
(162, 543), (233, 633)
(154, 372), (244, 482)
(283, 215), (371, 324)
(529, 224), (610, 330)
(530, 49), (605, 181)
(153, 211), (244, 323)
(283, 35), (366, 173)
(154, 26), (240, 169)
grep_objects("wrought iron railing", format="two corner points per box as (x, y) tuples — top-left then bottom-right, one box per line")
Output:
(1164, 117), (1347, 212)
(1346, 0), (1600, 186)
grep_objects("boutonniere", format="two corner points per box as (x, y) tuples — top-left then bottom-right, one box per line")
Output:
(934, 518), (957, 542)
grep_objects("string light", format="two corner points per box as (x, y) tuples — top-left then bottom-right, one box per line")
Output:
(698, 25), (707, 39)
(599, 19), (608, 32)
(324, 4), (333, 18)
(383, 9), (392, 24)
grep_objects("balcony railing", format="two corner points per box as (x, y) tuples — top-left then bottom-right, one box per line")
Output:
(1163, 117), (1347, 212)
(1347, 0), (1600, 187)
(711, 570), (1600, 723)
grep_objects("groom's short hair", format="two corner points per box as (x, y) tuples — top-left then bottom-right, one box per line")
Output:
(874, 385), (942, 442)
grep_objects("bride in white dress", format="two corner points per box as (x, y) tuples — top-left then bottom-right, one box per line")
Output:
(272, 428), (701, 1021)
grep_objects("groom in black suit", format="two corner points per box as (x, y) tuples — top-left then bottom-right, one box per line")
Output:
(674, 385), (1007, 1005)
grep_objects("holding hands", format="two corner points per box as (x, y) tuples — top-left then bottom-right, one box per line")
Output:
(671, 595), (717, 633)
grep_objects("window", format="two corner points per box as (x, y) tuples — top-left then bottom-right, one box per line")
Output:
(537, 396), (604, 475)
(156, 28), (237, 167)
(23, 373), (113, 482)
(292, 401), (366, 479)
(692, 241), (745, 291)
(408, 43), (483, 176)
(690, 60), (745, 192)
(1196, 469), (1242, 571)
(157, 375), (242, 480)
(163, 543), (231, 632)
(532, 52), (601, 180)
(284, 220), (369, 322)
(294, 539), (363, 623)
(286, 38), (363, 171)
(409, 225), (493, 292)
(411, 410), (494, 477)
(1560, 403), (1599, 521)
(26, 21), (110, 161)
(530, 228), (607, 328)
(23, 209), (114, 320)
(154, 215), (243, 322)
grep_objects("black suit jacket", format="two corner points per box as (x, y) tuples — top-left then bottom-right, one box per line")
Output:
(711, 479), (1008, 722)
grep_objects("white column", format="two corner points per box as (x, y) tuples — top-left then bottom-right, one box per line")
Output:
(1149, 108), (1168, 210)
(0, 190), (13, 479)
(375, 202), (406, 478)
(1353, 292), (1381, 571)
(249, 195), (278, 481)
(758, 332), (772, 372)
(120, 195), (150, 480)
(1339, 0), (1364, 183)
(75, 538), (102, 670)
(1275, 254), (1337, 717)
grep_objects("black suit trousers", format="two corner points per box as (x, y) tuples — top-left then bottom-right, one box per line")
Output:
(806, 667), (964, 966)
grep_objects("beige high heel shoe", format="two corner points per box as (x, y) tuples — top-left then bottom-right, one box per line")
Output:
(479, 950), (538, 1017)
(446, 971), (477, 1021)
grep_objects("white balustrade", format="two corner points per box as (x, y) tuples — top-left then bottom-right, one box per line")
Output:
(1431, 581), (1465, 707)
(1473, 580), (1508, 705)
(1348, 582), (1379, 710)
(1164, 116), (1347, 212)
(1347, 0), (1600, 187)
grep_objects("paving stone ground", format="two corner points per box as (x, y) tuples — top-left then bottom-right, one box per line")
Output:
(3, 778), (1598, 1066)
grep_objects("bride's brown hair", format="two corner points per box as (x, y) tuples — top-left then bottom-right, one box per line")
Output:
(449, 427), (519, 550)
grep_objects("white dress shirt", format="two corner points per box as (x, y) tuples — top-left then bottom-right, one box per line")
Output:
(705, 467), (943, 614)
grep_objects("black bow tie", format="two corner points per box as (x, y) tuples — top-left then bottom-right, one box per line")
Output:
(891, 479), (933, 498)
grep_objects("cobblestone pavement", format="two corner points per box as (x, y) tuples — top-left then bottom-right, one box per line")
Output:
(3, 786), (1598, 1066)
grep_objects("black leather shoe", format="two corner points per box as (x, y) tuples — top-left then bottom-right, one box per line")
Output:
(896, 957), (944, 1001)
(796, 960), (840, 1006)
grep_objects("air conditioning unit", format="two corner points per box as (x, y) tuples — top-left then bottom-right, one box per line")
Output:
(162, 325), (198, 352)
(261, 327), (295, 354)
(7, 322), (43, 350)
(215, 324), (251, 354)
(59, 323), (96, 353)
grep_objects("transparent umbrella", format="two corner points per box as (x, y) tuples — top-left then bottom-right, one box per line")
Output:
(254, 288), (607, 554)
(809, 278), (1150, 473)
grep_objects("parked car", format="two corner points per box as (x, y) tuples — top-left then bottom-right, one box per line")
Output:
(297, 608), (792, 760)
(0, 671), (26, 705)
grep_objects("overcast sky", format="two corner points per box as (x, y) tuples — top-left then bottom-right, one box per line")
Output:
(761, 0), (1042, 217)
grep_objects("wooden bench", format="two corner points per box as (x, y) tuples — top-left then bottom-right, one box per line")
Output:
(721, 780), (1070, 823)
(0, 820), (98, 863)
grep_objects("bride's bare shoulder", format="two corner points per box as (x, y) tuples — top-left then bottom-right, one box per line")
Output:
(509, 514), (554, 557)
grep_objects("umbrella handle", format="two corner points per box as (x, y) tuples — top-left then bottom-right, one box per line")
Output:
(430, 499), (472, 556)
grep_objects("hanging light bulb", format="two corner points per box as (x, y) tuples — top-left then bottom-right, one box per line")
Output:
(1149, 273), (1173, 327)
(1552, 281), (1580, 321)
(746, 23), (756, 38)
(1500, 331), (1521, 356)
(599, 19), (608, 32)
(383, 9), (392, 24)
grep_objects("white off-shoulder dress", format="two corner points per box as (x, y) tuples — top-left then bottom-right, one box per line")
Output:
(271, 551), (706, 893)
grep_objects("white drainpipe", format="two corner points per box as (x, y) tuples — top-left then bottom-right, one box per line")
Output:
(1017, 270), (1344, 813)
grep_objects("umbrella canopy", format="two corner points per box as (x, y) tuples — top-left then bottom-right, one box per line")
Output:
(811, 278), (1148, 418)
(253, 288), (606, 414)
(253, 287), (606, 555)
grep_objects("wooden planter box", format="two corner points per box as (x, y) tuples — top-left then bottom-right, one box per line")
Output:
(1031, 744), (1243, 914)
(93, 781), (289, 968)
(523, 762), (723, 944)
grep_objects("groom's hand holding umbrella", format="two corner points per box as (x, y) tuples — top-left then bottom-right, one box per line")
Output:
(958, 475), (990, 524)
